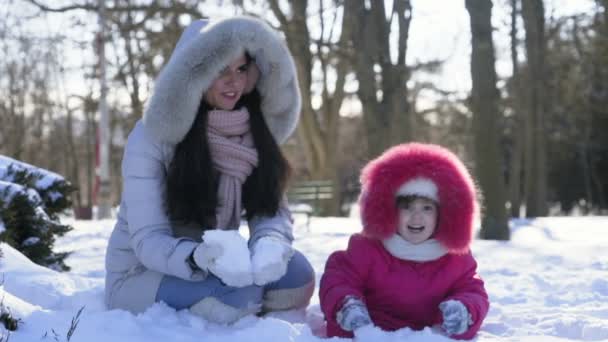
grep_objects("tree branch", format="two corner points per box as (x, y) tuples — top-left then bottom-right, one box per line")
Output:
(25, 0), (202, 15)
(25, 0), (97, 13)
(395, 0), (412, 66)
(267, 0), (289, 29)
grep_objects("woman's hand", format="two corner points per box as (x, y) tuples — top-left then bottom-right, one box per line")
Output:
(191, 240), (224, 272)
(192, 238), (254, 287)
(251, 236), (294, 285)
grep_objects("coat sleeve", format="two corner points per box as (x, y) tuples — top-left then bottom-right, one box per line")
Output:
(442, 253), (489, 340)
(247, 196), (294, 247)
(123, 123), (207, 281)
(319, 234), (374, 336)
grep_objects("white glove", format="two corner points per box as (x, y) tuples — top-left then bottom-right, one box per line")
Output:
(439, 299), (473, 336)
(251, 236), (295, 286)
(336, 296), (372, 332)
(191, 240), (223, 272)
(192, 233), (254, 287)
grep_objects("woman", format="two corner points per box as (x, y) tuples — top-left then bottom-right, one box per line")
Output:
(104, 16), (314, 324)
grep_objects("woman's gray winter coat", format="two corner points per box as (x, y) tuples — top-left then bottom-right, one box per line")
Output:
(104, 16), (301, 314)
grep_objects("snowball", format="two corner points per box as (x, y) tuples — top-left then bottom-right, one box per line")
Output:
(202, 230), (253, 287)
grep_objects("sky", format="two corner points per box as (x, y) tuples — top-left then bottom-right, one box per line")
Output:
(407, 0), (596, 105)
(3, 0), (598, 116)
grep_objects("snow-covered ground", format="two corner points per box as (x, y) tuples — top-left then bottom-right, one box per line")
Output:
(0, 215), (607, 341)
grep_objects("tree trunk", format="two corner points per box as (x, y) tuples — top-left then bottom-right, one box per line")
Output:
(571, 19), (594, 214)
(386, 0), (412, 146)
(268, 0), (349, 216)
(65, 107), (83, 208)
(6, 63), (26, 160)
(589, 1), (608, 210)
(84, 96), (97, 208)
(343, 0), (412, 159)
(508, 0), (524, 217)
(115, 0), (145, 129)
(521, 0), (549, 217)
(466, 0), (510, 240)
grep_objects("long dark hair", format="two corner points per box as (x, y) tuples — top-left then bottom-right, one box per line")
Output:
(166, 89), (292, 228)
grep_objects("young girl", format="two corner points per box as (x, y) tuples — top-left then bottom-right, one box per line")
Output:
(320, 143), (489, 340)
(104, 17), (314, 324)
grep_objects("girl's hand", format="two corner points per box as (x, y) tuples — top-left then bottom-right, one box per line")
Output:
(337, 296), (372, 332)
(439, 299), (473, 336)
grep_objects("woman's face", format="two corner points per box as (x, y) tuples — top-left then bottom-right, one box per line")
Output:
(397, 197), (438, 244)
(204, 54), (249, 110)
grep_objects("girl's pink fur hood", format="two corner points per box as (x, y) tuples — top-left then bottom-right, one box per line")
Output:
(359, 143), (480, 254)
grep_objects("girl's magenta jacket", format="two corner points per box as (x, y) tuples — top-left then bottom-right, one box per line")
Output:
(319, 234), (489, 340)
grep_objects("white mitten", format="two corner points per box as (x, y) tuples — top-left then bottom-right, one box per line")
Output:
(193, 230), (254, 287)
(191, 240), (223, 271)
(251, 236), (295, 286)
(439, 299), (473, 336)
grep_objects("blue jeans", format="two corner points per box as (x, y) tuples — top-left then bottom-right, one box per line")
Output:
(155, 250), (314, 310)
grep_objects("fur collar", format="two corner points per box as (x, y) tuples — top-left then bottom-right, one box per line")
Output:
(382, 234), (448, 261)
(143, 16), (301, 145)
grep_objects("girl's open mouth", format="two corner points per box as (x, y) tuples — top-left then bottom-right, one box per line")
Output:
(408, 225), (425, 233)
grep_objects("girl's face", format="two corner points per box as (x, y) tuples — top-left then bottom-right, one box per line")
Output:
(397, 197), (438, 244)
(204, 54), (249, 110)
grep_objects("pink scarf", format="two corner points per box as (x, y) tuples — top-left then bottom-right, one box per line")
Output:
(207, 107), (259, 229)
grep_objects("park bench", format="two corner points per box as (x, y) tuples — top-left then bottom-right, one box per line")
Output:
(287, 180), (333, 228)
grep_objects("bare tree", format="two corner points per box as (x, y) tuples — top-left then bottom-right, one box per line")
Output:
(465, 0), (510, 240)
(252, 0), (351, 215)
(23, 0), (206, 207)
(0, 10), (62, 167)
(343, 0), (413, 158)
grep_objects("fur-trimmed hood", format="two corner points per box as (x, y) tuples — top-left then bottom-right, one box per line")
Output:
(358, 143), (480, 254)
(142, 16), (301, 145)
